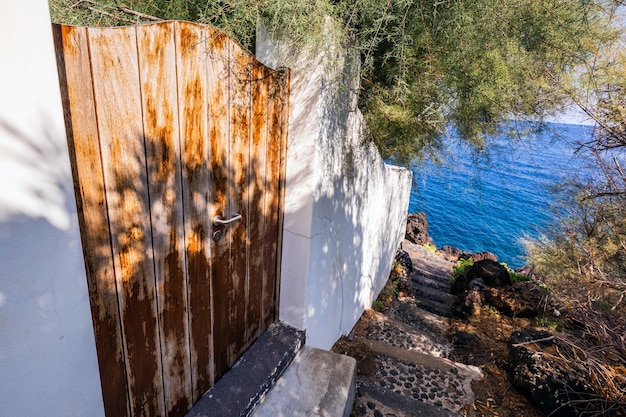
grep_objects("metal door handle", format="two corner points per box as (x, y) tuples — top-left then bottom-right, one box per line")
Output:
(212, 213), (242, 226)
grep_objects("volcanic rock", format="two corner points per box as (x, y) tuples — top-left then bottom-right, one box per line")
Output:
(440, 246), (498, 263)
(394, 248), (413, 273)
(459, 251), (498, 263)
(451, 259), (511, 295)
(483, 282), (543, 318)
(405, 212), (429, 245)
(509, 329), (602, 417)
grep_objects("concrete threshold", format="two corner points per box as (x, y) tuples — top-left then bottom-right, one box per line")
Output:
(251, 346), (357, 417)
(186, 322), (305, 417)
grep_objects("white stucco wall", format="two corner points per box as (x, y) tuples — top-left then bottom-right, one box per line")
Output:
(0, 1), (105, 416)
(257, 27), (413, 350)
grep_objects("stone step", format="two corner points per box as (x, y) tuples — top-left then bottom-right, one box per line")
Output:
(410, 270), (452, 291)
(186, 322), (305, 417)
(412, 273), (451, 292)
(411, 284), (456, 306)
(360, 352), (477, 415)
(413, 296), (453, 318)
(354, 381), (462, 417)
(365, 313), (451, 358)
(389, 298), (452, 356)
(392, 300), (449, 330)
(413, 258), (454, 273)
(251, 346), (357, 417)
(363, 338), (482, 381)
(345, 240), (482, 417)
(401, 241), (454, 269)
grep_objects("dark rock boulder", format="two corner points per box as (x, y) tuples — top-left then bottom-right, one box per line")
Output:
(450, 275), (468, 296)
(451, 259), (511, 295)
(452, 330), (480, 347)
(394, 248), (413, 273)
(466, 259), (511, 287)
(405, 212), (429, 245)
(459, 250), (498, 263)
(440, 245), (462, 261)
(392, 249), (413, 294)
(451, 287), (483, 318)
(509, 329), (602, 417)
(483, 282), (543, 318)
(440, 246), (498, 263)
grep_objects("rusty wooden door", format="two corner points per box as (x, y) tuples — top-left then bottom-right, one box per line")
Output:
(53, 21), (288, 417)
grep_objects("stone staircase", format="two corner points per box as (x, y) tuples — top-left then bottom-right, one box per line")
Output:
(345, 240), (482, 417)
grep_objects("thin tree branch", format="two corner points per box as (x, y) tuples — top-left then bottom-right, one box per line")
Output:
(511, 335), (556, 347)
(85, 6), (136, 24)
(74, 0), (161, 22)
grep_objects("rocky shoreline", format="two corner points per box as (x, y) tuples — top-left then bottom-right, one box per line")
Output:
(411, 212), (626, 417)
(334, 212), (626, 417)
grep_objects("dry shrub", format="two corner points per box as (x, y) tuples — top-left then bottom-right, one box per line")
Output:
(547, 301), (626, 415)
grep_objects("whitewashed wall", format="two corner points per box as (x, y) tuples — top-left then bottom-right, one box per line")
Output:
(257, 28), (413, 350)
(0, 1), (105, 416)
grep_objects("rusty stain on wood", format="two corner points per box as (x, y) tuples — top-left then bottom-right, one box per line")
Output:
(54, 20), (288, 417)
(228, 39), (252, 363)
(263, 70), (282, 329)
(137, 22), (192, 417)
(52, 23), (131, 417)
(247, 61), (270, 343)
(207, 26), (231, 382)
(87, 25), (166, 417)
(175, 21), (214, 402)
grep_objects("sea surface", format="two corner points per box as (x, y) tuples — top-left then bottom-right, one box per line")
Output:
(402, 122), (596, 268)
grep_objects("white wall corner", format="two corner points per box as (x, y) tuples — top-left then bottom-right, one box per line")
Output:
(257, 24), (323, 331)
(257, 21), (412, 350)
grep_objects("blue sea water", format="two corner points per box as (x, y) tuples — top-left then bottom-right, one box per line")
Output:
(403, 122), (595, 268)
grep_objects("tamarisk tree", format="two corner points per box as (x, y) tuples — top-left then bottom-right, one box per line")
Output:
(50, 0), (621, 162)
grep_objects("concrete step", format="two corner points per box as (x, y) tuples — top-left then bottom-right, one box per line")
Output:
(390, 301), (451, 351)
(251, 346), (357, 417)
(186, 322), (305, 417)
(401, 241), (454, 271)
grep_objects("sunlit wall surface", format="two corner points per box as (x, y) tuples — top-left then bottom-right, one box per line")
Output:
(0, 1), (105, 416)
(257, 26), (412, 350)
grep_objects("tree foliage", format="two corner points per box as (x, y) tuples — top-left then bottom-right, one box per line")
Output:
(519, 4), (626, 314)
(50, 0), (621, 162)
(357, 0), (621, 161)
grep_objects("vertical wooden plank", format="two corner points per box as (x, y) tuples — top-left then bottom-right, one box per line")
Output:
(274, 69), (290, 321)
(247, 61), (270, 343)
(263, 68), (290, 328)
(262, 71), (281, 329)
(206, 27), (232, 381)
(175, 21), (214, 401)
(137, 22), (192, 417)
(228, 40), (252, 362)
(53, 24), (130, 417)
(88, 26), (165, 417)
